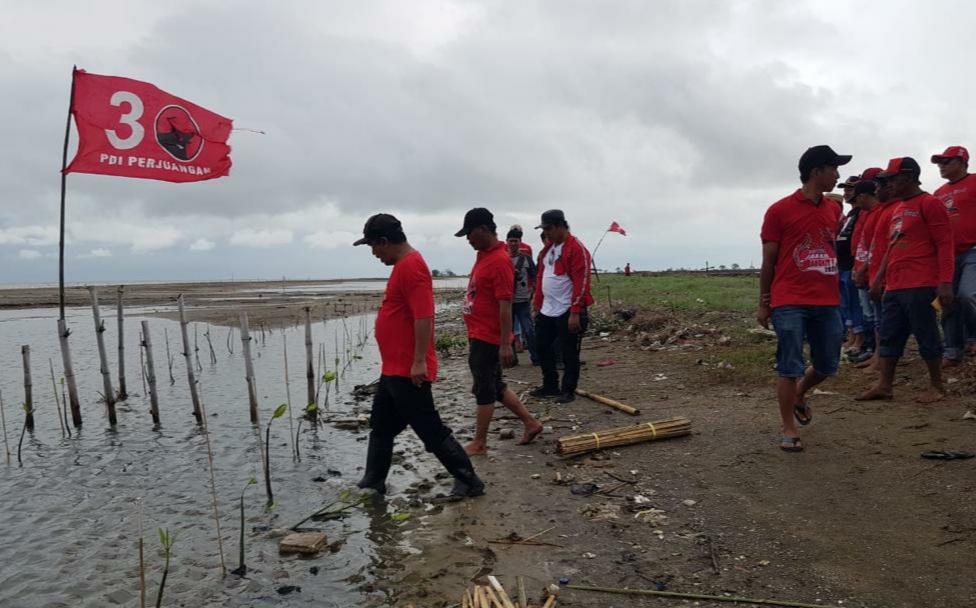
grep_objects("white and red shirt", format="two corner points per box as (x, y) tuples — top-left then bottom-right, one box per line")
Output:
(760, 189), (841, 308)
(533, 233), (594, 316)
(933, 173), (976, 255)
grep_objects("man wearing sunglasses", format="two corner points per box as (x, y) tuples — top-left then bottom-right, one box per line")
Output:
(931, 146), (976, 367)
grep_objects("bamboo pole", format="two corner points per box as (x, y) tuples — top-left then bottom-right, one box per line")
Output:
(178, 295), (203, 423)
(283, 334), (296, 461)
(49, 358), (66, 438)
(164, 328), (175, 385)
(58, 319), (82, 427)
(194, 324), (202, 372)
(0, 389), (9, 464)
(304, 307), (315, 416)
(239, 312), (260, 424)
(516, 577), (527, 608)
(22, 346), (34, 431)
(141, 321), (161, 425)
(541, 595), (556, 608)
(117, 286), (128, 400)
(88, 286), (117, 424)
(557, 417), (690, 456)
(565, 584), (832, 608)
(575, 389), (639, 416)
(139, 330), (147, 396)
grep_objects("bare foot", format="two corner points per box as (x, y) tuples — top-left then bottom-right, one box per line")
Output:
(916, 387), (944, 404)
(518, 420), (544, 445)
(859, 361), (880, 373)
(464, 441), (488, 456)
(855, 386), (893, 401)
(942, 358), (962, 369)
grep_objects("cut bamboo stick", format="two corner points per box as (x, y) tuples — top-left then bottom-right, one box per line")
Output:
(0, 389), (8, 464)
(22, 346), (34, 431)
(487, 576), (517, 608)
(116, 286), (128, 400)
(141, 321), (160, 425)
(88, 286), (117, 424)
(575, 389), (639, 415)
(556, 417), (691, 456)
(57, 319), (82, 427)
(541, 594), (557, 608)
(304, 307), (315, 413)
(516, 576), (527, 608)
(239, 312), (260, 424)
(178, 295), (203, 422)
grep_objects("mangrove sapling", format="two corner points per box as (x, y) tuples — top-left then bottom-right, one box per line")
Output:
(198, 390), (227, 575)
(204, 324), (217, 365)
(321, 371), (336, 411)
(231, 477), (258, 577)
(17, 402), (33, 465)
(283, 335), (296, 461)
(289, 490), (370, 530)
(154, 528), (176, 608)
(0, 389), (10, 464)
(264, 404), (288, 508)
(137, 498), (145, 608)
(294, 403), (317, 461)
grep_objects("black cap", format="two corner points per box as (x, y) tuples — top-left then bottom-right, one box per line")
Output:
(534, 209), (566, 229)
(878, 157), (921, 179)
(837, 175), (860, 190)
(454, 208), (495, 237)
(353, 213), (404, 246)
(506, 227), (523, 240)
(799, 145), (853, 175)
(853, 180), (878, 197)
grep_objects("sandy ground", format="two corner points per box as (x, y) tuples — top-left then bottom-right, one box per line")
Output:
(367, 307), (976, 608)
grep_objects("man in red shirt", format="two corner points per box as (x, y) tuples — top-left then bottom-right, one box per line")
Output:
(931, 146), (976, 366)
(858, 158), (955, 403)
(353, 213), (484, 499)
(531, 209), (594, 403)
(456, 208), (543, 456)
(758, 145), (850, 452)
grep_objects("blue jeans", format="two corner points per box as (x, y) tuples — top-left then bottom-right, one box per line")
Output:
(941, 249), (976, 360)
(512, 301), (538, 364)
(857, 287), (876, 351)
(771, 306), (843, 377)
(880, 288), (943, 361)
(839, 271), (863, 333)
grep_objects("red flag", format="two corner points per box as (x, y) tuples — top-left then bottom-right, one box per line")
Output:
(608, 221), (627, 236)
(65, 69), (232, 183)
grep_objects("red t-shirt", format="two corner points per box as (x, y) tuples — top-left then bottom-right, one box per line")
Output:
(933, 173), (976, 255)
(868, 202), (899, 286)
(760, 190), (841, 308)
(375, 250), (438, 381)
(852, 207), (873, 272)
(463, 242), (515, 345)
(885, 192), (955, 290)
(518, 242), (534, 258)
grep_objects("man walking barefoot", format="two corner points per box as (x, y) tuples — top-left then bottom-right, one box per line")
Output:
(353, 213), (484, 499)
(857, 158), (955, 403)
(455, 208), (543, 456)
(758, 145), (850, 452)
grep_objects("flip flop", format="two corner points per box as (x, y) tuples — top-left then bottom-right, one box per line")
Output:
(780, 436), (804, 452)
(921, 450), (975, 460)
(793, 401), (812, 426)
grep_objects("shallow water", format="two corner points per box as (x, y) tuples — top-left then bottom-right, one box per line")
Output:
(0, 304), (433, 607)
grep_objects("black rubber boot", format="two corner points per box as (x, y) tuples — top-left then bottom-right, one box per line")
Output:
(356, 437), (393, 495)
(432, 435), (485, 498)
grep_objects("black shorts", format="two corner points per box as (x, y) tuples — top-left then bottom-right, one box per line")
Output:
(468, 338), (507, 405)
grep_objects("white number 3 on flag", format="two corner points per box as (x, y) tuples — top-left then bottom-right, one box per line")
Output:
(105, 91), (145, 150)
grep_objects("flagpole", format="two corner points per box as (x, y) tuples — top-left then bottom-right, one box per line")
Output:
(59, 65), (77, 320)
(589, 230), (609, 283)
(59, 65), (83, 427)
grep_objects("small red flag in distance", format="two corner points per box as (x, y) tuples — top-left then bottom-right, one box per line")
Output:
(608, 221), (627, 236)
(65, 69), (232, 183)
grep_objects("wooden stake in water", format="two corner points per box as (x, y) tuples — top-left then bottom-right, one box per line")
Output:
(141, 321), (161, 425)
(164, 327), (175, 385)
(178, 295), (203, 423)
(139, 330), (147, 396)
(22, 346), (34, 431)
(49, 358), (66, 438)
(58, 319), (82, 427)
(137, 498), (146, 608)
(283, 334), (296, 461)
(303, 307), (316, 422)
(117, 286), (128, 400)
(0, 389), (10, 464)
(88, 286), (117, 424)
(239, 312), (260, 424)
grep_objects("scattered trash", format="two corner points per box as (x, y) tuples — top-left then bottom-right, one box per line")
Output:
(633, 508), (668, 525)
(758, 560), (771, 566)
(682, 499), (697, 507)
(498, 428), (515, 440)
(717, 336), (732, 346)
(558, 577), (571, 586)
(947, 377), (959, 384)
(582, 552), (597, 559)
(571, 483), (600, 496)
(963, 410), (976, 420)
(276, 585), (302, 595)
(653, 374), (668, 382)
(309, 566), (320, 576)
(634, 494), (652, 504)
(748, 327), (777, 337)
(279, 532), (328, 554)
(812, 389), (837, 396)
(580, 503), (620, 521)
(921, 450), (975, 460)
(595, 358), (616, 367)
(531, 473), (541, 479)
(655, 581), (667, 591)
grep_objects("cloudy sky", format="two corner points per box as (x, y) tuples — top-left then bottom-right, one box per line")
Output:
(1, 0), (973, 284)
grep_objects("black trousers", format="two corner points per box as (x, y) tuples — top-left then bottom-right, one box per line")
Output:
(369, 375), (452, 452)
(536, 309), (589, 393)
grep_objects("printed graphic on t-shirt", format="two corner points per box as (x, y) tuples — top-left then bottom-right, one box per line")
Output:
(889, 208), (919, 244)
(462, 279), (475, 316)
(941, 191), (959, 215)
(792, 228), (838, 275)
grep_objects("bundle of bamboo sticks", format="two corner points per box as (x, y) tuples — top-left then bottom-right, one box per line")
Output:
(461, 575), (536, 608)
(556, 417), (691, 456)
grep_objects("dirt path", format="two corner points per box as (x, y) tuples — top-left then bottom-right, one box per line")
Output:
(383, 318), (976, 607)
